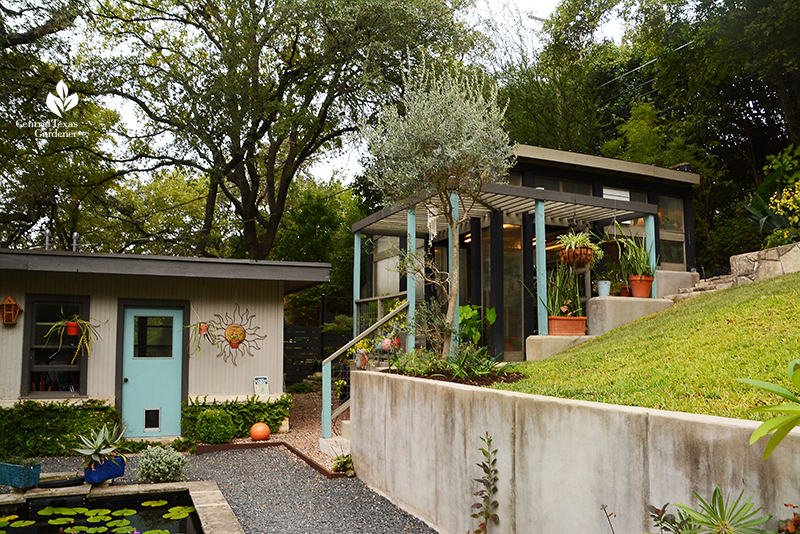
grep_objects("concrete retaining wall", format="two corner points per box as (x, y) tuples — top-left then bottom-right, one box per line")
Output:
(351, 371), (799, 534)
(731, 243), (800, 285)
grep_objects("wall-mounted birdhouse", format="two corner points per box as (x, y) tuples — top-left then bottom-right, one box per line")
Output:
(1, 295), (22, 325)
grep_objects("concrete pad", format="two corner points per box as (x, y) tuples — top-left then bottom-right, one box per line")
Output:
(188, 481), (246, 534)
(525, 335), (594, 361)
(586, 296), (673, 336)
(341, 420), (350, 439)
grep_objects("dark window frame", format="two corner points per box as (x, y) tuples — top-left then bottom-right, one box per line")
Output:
(21, 294), (91, 398)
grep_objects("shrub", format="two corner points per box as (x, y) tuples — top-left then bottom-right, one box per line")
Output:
(181, 394), (293, 441)
(138, 445), (187, 483)
(0, 399), (119, 459)
(195, 409), (234, 444)
(286, 382), (314, 394)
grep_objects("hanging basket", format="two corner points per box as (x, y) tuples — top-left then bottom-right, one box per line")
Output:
(65, 322), (80, 336)
(558, 246), (594, 267)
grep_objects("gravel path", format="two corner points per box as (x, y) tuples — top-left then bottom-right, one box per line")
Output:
(2, 393), (438, 534)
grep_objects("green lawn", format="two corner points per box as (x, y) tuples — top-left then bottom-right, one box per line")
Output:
(494, 271), (800, 421)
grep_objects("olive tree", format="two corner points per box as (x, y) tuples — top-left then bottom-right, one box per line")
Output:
(361, 64), (515, 355)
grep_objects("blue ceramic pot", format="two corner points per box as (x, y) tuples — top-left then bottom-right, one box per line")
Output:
(84, 457), (125, 484)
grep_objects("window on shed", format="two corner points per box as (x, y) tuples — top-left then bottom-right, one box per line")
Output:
(22, 295), (90, 397)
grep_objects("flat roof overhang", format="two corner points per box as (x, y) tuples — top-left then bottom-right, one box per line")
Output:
(352, 183), (659, 237)
(514, 145), (701, 186)
(0, 249), (330, 295)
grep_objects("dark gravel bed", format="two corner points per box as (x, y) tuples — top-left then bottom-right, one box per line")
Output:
(3, 449), (438, 534)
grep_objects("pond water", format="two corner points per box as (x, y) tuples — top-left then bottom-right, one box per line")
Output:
(0, 491), (202, 534)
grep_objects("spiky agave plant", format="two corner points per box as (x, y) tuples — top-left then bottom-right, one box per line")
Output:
(73, 423), (127, 469)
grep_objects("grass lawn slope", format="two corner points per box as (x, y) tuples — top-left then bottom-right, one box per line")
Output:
(493, 271), (800, 421)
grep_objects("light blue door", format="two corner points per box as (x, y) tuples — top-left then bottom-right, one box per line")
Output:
(121, 308), (183, 438)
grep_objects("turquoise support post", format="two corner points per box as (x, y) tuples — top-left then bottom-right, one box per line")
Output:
(535, 200), (548, 335)
(449, 193), (459, 347)
(407, 208), (416, 349)
(353, 231), (361, 338)
(645, 214), (657, 298)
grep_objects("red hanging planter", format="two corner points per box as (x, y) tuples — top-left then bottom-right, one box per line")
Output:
(65, 322), (80, 336)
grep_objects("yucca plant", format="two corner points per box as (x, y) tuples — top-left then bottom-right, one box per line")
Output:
(737, 359), (800, 459)
(675, 487), (771, 534)
(73, 423), (127, 469)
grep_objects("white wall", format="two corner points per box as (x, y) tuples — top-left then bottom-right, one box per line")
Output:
(0, 271), (284, 407)
(351, 371), (796, 534)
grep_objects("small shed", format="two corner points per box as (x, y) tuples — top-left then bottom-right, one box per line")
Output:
(0, 249), (329, 438)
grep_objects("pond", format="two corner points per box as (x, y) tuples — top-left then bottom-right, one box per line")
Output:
(0, 491), (202, 534)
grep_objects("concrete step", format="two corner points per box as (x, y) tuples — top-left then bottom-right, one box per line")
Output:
(341, 420), (350, 440)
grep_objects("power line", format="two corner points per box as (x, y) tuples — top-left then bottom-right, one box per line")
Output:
(599, 40), (695, 88)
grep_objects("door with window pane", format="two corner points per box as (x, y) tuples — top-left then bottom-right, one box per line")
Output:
(121, 308), (183, 437)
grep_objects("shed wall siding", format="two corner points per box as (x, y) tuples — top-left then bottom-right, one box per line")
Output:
(0, 271), (283, 406)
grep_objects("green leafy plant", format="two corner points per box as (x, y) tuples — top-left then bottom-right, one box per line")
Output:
(646, 503), (698, 533)
(73, 423), (127, 469)
(620, 235), (656, 277)
(194, 409), (235, 444)
(737, 359), (800, 459)
(286, 382), (314, 394)
(45, 312), (102, 363)
(181, 394), (293, 441)
(674, 487), (771, 534)
(544, 262), (583, 317)
(459, 305), (497, 345)
(332, 453), (355, 477)
(334, 379), (348, 399)
(557, 230), (604, 263)
(470, 432), (499, 533)
(137, 445), (187, 483)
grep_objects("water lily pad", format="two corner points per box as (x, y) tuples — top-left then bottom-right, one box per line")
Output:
(64, 527), (88, 533)
(86, 509), (112, 517)
(55, 507), (81, 515)
(9, 520), (36, 527)
(0, 521), (8, 528)
(86, 527), (108, 534)
(141, 530), (169, 534)
(73, 508), (89, 515)
(87, 515), (111, 523)
(111, 526), (136, 533)
(110, 509), (136, 517)
(49, 517), (75, 525)
(0, 517), (17, 523)
(38, 507), (57, 516)
(107, 519), (130, 527)
(162, 505), (194, 520)
(141, 500), (167, 508)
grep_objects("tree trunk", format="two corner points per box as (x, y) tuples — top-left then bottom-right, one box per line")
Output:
(772, 72), (800, 147)
(441, 217), (459, 358)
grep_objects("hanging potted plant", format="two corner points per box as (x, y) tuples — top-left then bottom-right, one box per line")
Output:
(543, 263), (586, 335)
(74, 423), (128, 484)
(45, 313), (102, 363)
(621, 236), (657, 298)
(556, 231), (604, 268)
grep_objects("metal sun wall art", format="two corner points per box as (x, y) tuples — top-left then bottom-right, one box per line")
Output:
(212, 304), (266, 366)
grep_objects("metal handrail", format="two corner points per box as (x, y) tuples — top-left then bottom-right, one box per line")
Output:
(321, 300), (409, 439)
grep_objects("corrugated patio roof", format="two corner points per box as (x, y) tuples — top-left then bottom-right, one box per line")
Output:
(352, 183), (659, 237)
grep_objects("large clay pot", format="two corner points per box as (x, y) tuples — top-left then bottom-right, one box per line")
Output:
(620, 285), (632, 297)
(547, 316), (587, 336)
(628, 275), (655, 298)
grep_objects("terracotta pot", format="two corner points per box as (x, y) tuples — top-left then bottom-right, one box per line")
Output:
(558, 247), (594, 267)
(620, 285), (632, 297)
(628, 275), (655, 298)
(65, 322), (80, 336)
(547, 316), (587, 336)
(229, 340), (241, 349)
(198, 323), (209, 335)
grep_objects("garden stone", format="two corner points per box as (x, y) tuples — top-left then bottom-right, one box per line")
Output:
(779, 244), (800, 274)
(730, 252), (756, 277)
(753, 258), (784, 281)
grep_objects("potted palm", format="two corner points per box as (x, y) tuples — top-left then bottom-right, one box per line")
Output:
(544, 263), (586, 335)
(74, 423), (128, 484)
(556, 231), (604, 268)
(621, 236), (657, 298)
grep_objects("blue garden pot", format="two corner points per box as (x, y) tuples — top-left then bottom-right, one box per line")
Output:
(84, 457), (125, 484)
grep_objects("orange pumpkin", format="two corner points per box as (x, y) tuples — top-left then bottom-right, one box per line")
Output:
(250, 422), (271, 441)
